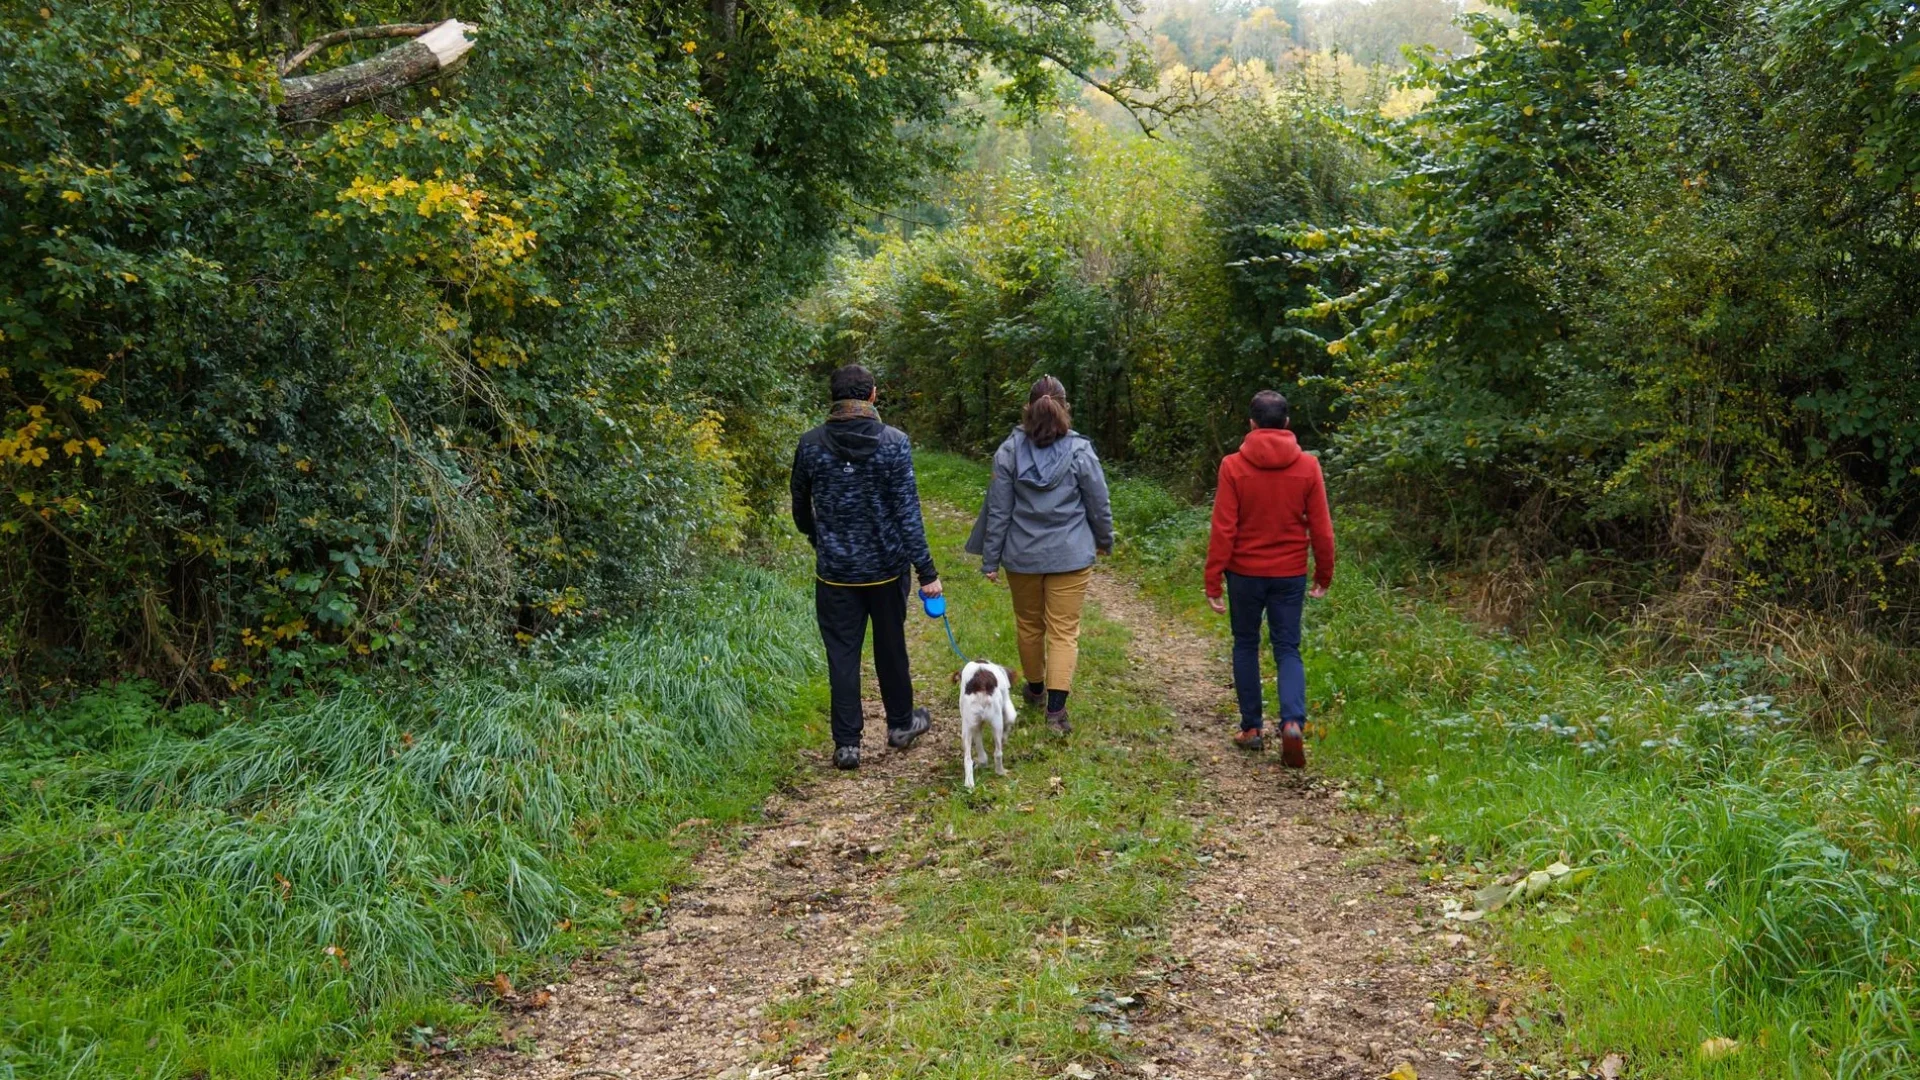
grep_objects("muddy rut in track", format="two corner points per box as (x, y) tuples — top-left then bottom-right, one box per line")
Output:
(403, 569), (1516, 1080)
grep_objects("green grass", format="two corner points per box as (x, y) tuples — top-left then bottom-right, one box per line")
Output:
(0, 558), (828, 1080)
(1034, 449), (1920, 1079)
(770, 453), (1199, 1077)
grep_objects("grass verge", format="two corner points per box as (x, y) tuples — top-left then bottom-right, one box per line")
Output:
(769, 452), (1199, 1077)
(1076, 453), (1920, 1079)
(0, 557), (826, 1080)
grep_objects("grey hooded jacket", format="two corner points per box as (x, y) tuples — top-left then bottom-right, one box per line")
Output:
(966, 427), (1115, 575)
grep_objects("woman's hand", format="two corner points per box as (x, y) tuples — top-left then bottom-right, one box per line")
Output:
(922, 579), (945, 598)
(984, 569), (999, 584)
(1206, 594), (1226, 615)
(1308, 584), (1327, 600)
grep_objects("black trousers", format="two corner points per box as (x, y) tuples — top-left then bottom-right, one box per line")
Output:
(815, 575), (915, 747)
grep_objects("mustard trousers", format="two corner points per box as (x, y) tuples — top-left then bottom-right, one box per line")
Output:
(1004, 566), (1092, 692)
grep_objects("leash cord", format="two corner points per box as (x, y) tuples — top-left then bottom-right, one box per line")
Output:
(940, 612), (972, 663)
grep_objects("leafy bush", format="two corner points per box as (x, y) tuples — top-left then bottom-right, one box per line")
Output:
(1, 0), (1153, 701)
(1270, 0), (1920, 628)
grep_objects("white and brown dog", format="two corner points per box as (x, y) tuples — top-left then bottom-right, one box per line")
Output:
(958, 660), (1018, 789)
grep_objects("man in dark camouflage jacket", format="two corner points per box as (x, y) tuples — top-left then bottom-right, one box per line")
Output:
(791, 364), (941, 770)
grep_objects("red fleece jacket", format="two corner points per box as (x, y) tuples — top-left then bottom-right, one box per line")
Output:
(1204, 428), (1335, 598)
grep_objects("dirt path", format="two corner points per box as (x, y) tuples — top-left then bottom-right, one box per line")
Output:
(1086, 573), (1509, 1080)
(401, 689), (940, 1080)
(402, 570), (1511, 1080)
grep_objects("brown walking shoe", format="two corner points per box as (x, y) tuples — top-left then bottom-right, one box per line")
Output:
(1279, 720), (1306, 769)
(1234, 728), (1264, 752)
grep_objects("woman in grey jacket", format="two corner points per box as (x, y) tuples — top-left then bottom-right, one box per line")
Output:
(966, 376), (1114, 733)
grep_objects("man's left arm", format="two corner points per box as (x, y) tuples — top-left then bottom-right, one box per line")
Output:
(790, 442), (815, 542)
(1307, 462), (1335, 597)
(1079, 448), (1115, 555)
(895, 442), (940, 594)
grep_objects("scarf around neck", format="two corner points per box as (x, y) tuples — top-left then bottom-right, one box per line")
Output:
(829, 399), (881, 423)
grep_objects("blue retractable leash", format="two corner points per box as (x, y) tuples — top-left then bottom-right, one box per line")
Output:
(919, 589), (972, 662)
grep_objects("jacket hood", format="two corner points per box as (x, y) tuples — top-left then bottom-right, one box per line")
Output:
(1011, 427), (1085, 489)
(823, 416), (885, 461)
(1239, 427), (1303, 470)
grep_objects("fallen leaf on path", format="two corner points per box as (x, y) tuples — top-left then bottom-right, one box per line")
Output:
(1698, 1037), (1741, 1061)
(1384, 1064), (1419, 1080)
(490, 972), (514, 999)
(1059, 1065), (1097, 1080)
(1598, 1053), (1624, 1079)
(1473, 880), (1514, 913)
(527, 988), (552, 1009)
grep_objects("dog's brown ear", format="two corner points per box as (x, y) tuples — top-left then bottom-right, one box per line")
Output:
(949, 669), (962, 684)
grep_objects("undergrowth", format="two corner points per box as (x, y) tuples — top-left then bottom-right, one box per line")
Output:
(0, 558), (826, 1080)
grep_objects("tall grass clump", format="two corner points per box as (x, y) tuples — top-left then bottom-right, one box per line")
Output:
(1308, 562), (1920, 1075)
(0, 561), (824, 1080)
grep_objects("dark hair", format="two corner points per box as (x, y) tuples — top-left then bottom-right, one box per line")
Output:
(1250, 390), (1289, 430)
(1021, 375), (1071, 447)
(830, 363), (876, 402)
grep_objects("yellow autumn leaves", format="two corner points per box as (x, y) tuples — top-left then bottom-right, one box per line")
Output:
(2, 401), (108, 468)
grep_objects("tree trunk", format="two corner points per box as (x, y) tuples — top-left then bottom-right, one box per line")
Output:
(276, 19), (473, 123)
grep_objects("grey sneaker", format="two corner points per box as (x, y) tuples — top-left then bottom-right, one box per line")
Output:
(1022, 683), (1045, 707)
(887, 707), (931, 750)
(833, 745), (860, 770)
(1047, 708), (1071, 735)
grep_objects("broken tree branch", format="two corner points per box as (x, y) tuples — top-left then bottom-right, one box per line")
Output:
(276, 19), (473, 123)
(279, 22), (438, 76)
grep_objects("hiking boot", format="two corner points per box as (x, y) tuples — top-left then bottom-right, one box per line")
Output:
(1047, 708), (1072, 735)
(1023, 683), (1046, 708)
(1279, 720), (1306, 769)
(887, 707), (931, 750)
(1234, 727), (1264, 752)
(833, 745), (860, 770)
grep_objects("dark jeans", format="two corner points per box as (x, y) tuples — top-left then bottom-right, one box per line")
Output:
(815, 575), (915, 748)
(1226, 572), (1307, 732)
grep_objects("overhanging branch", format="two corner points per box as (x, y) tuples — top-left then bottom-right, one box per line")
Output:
(868, 34), (1195, 136)
(276, 19), (474, 123)
(279, 23), (439, 76)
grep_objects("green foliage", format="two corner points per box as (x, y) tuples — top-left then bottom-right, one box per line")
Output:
(819, 81), (1384, 487)
(1241, 0), (1920, 624)
(818, 116), (1214, 467)
(0, 559), (824, 1080)
(0, 0), (1150, 698)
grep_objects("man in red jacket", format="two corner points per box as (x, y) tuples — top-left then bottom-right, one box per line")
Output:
(1204, 391), (1335, 768)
